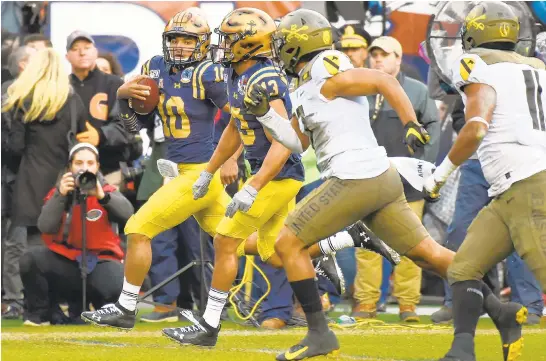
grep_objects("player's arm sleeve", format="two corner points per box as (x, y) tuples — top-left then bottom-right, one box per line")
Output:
(198, 63), (229, 108)
(451, 54), (492, 92)
(118, 58), (156, 133)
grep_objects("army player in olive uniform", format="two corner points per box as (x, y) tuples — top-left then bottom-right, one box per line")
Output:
(247, 8), (525, 361)
(424, 2), (546, 361)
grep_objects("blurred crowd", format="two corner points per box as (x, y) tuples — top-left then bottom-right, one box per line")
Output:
(1, 1), (544, 327)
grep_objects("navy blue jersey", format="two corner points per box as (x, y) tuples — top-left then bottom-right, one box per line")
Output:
(142, 56), (228, 164)
(226, 60), (304, 181)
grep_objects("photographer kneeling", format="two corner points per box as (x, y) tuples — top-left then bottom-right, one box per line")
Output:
(20, 143), (134, 325)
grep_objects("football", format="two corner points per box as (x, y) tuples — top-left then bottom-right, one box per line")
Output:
(131, 77), (159, 115)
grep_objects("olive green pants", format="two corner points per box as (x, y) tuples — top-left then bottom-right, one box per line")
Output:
(448, 171), (546, 290)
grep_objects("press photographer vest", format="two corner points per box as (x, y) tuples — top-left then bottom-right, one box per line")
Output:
(41, 186), (124, 262)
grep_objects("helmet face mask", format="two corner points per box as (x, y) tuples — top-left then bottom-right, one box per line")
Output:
(210, 28), (255, 67)
(163, 32), (209, 66)
(271, 32), (289, 72)
(210, 8), (276, 67)
(162, 8), (211, 67)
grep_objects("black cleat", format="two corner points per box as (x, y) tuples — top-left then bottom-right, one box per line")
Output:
(347, 221), (401, 266)
(162, 309), (219, 347)
(276, 330), (340, 361)
(313, 254), (345, 295)
(491, 303), (527, 361)
(81, 303), (136, 330)
(439, 333), (476, 361)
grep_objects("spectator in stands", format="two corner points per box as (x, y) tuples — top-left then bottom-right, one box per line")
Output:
(337, 24), (370, 68)
(96, 52), (124, 78)
(22, 33), (52, 50)
(20, 143), (132, 325)
(352, 36), (440, 322)
(66, 30), (133, 182)
(2, 48), (87, 318)
(1, 45), (37, 319)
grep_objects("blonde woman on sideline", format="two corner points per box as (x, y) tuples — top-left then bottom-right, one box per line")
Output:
(2, 49), (86, 314)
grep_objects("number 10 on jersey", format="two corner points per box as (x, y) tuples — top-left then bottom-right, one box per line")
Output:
(158, 94), (191, 138)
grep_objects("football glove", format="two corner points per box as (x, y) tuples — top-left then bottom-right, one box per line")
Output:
(225, 184), (258, 218)
(423, 174), (442, 203)
(244, 83), (270, 117)
(403, 122), (430, 155)
(192, 171), (214, 200)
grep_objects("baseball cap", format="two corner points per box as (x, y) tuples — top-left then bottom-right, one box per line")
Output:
(338, 24), (371, 49)
(369, 36), (403, 57)
(66, 30), (94, 51)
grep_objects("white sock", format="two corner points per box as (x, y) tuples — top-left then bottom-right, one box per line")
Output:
(318, 231), (354, 255)
(202, 288), (228, 328)
(117, 277), (141, 312)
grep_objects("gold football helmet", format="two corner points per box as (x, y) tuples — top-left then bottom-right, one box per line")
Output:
(211, 7), (276, 66)
(162, 7), (211, 66)
(461, 1), (519, 51)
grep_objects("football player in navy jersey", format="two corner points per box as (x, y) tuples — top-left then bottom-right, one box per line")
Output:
(81, 7), (234, 329)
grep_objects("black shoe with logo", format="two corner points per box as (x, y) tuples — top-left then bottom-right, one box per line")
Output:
(81, 303), (136, 330)
(347, 221), (401, 265)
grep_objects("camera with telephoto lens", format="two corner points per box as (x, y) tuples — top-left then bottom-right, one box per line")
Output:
(74, 170), (97, 192)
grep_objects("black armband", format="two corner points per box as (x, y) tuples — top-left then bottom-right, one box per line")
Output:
(98, 192), (111, 205)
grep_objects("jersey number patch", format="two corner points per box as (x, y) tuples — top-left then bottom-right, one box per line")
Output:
(158, 94), (191, 138)
(522, 69), (546, 132)
(459, 58), (476, 81)
(231, 107), (256, 145)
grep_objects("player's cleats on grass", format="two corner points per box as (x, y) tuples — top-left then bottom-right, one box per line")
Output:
(493, 303), (527, 361)
(347, 221), (401, 266)
(81, 303), (136, 330)
(438, 333), (476, 361)
(276, 330), (340, 361)
(313, 254), (345, 295)
(162, 310), (219, 347)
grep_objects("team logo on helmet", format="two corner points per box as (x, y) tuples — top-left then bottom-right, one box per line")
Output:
(499, 23), (510, 37)
(282, 24), (310, 42)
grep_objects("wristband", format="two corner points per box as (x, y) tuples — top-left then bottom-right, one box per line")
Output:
(434, 157), (458, 183)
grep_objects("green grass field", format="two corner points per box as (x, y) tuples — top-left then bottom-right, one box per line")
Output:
(2, 313), (545, 361)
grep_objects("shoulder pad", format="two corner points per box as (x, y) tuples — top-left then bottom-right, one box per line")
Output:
(451, 53), (490, 91)
(304, 50), (353, 85)
(141, 55), (163, 77)
(246, 66), (288, 100)
(192, 60), (215, 100)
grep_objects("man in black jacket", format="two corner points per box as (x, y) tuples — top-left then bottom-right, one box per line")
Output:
(66, 30), (133, 178)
